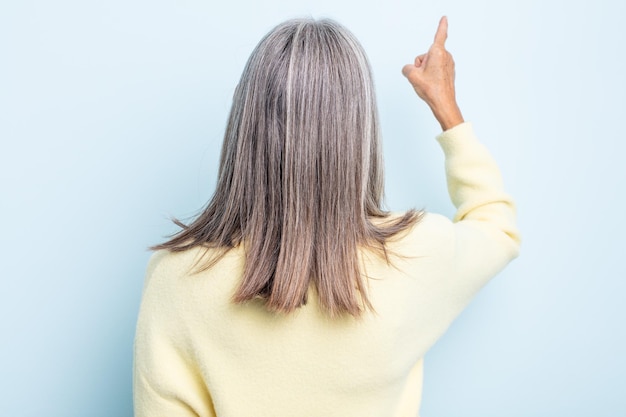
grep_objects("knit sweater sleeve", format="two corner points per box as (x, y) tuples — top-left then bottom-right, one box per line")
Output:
(418, 121), (520, 316)
(437, 122), (519, 233)
(438, 121), (520, 252)
(385, 122), (521, 355)
(133, 250), (217, 417)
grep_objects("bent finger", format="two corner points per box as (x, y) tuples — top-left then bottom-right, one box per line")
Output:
(414, 53), (427, 67)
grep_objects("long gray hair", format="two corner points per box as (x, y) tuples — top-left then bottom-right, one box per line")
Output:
(153, 18), (421, 318)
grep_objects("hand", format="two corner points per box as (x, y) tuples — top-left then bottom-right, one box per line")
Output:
(402, 16), (464, 131)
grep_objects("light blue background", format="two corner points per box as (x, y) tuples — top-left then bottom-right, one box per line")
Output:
(1, 0), (624, 416)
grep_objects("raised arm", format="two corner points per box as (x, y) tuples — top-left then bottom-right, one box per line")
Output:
(402, 16), (519, 244)
(400, 17), (520, 323)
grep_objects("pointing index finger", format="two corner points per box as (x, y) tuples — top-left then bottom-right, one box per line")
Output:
(434, 16), (448, 46)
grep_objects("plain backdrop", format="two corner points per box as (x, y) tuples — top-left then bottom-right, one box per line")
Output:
(1, 0), (625, 416)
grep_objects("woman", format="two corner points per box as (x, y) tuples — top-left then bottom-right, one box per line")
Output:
(133, 16), (520, 417)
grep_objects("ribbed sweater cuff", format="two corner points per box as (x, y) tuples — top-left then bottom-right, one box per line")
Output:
(435, 122), (478, 155)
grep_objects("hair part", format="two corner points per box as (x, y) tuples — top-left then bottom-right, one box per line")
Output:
(152, 18), (422, 318)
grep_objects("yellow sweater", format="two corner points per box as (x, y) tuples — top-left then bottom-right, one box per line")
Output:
(133, 122), (520, 417)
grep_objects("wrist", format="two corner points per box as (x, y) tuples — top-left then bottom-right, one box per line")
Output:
(431, 101), (464, 131)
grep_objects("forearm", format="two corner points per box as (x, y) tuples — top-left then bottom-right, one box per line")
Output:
(436, 122), (520, 247)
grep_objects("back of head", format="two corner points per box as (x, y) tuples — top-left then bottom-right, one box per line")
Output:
(155, 18), (420, 318)
(227, 18), (384, 217)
